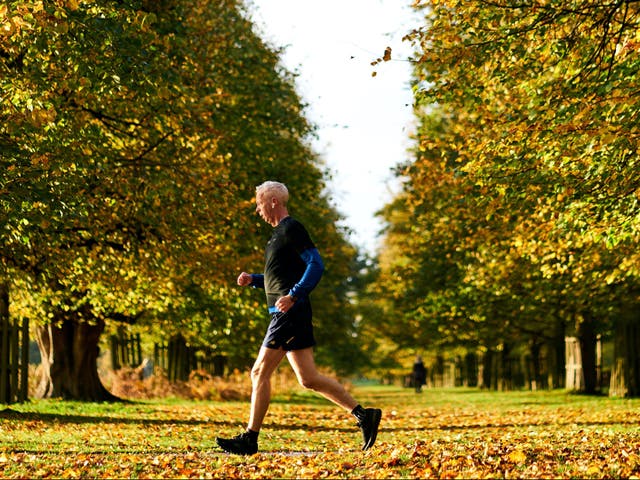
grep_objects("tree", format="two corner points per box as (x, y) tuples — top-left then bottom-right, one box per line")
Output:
(374, 0), (640, 393)
(2, 0), (357, 399)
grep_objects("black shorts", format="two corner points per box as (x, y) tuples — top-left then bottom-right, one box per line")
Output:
(262, 299), (316, 351)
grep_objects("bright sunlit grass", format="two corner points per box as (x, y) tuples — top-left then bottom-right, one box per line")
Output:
(2, 385), (640, 478)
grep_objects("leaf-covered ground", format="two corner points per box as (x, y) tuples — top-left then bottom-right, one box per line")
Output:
(2, 386), (640, 478)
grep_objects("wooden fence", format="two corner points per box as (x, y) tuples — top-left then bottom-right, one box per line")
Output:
(154, 335), (226, 382)
(109, 332), (142, 370)
(0, 317), (29, 404)
(108, 331), (227, 382)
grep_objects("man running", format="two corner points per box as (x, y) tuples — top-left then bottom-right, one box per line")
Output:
(216, 181), (381, 454)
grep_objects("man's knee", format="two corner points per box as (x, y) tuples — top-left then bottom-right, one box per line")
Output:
(297, 373), (321, 390)
(251, 361), (278, 384)
(251, 363), (269, 383)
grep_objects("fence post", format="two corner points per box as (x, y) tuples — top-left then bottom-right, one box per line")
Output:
(154, 343), (168, 372)
(0, 315), (8, 404)
(0, 290), (9, 403)
(126, 333), (133, 366)
(19, 318), (29, 402)
(135, 333), (142, 366)
(120, 331), (128, 367)
(168, 338), (175, 381)
(0, 315), (29, 403)
(10, 321), (19, 402)
(110, 335), (119, 370)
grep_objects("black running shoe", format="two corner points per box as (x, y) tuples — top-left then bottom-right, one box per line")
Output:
(216, 432), (258, 455)
(358, 408), (382, 450)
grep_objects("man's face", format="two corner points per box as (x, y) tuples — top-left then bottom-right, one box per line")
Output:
(255, 191), (274, 225)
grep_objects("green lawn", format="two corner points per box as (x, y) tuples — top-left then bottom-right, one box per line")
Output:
(2, 386), (640, 478)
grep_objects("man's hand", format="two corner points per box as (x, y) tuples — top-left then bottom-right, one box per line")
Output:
(237, 272), (252, 286)
(275, 295), (296, 313)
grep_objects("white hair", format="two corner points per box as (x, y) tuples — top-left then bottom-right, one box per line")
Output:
(256, 181), (289, 204)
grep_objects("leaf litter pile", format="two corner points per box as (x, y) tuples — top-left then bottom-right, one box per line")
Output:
(1, 386), (640, 478)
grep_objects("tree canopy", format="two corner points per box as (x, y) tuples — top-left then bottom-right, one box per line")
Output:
(370, 0), (640, 384)
(1, 0), (360, 377)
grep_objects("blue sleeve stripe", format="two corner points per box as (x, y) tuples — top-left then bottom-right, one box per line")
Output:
(289, 248), (324, 299)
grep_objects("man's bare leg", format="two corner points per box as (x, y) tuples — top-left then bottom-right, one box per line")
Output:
(248, 346), (287, 432)
(218, 346), (380, 453)
(216, 346), (285, 454)
(286, 347), (357, 411)
(287, 347), (381, 450)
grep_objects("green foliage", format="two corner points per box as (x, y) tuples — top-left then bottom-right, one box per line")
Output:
(370, 1), (640, 368)
(1, 0), (359, 373)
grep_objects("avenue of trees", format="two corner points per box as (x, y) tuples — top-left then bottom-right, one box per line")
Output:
(3, 0), (640, 401)
(370, 0), (640, 396)
(1, 0), (359, 400)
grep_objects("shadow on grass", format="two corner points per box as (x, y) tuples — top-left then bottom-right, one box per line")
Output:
(4, 447), (338, 456)
(0, 408), (233, 427)
(0, 408), (357, 433)
(0, 407), (360, 435)
(269, 392), (336, 406)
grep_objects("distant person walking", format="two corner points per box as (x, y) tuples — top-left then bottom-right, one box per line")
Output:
(412, 355), (427, 393)
(216, 181), (381, 455)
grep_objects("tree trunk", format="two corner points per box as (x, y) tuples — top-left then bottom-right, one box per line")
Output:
(479, 349), (493, 389)
(550, 320), (566, 389)
(577, 312), (598, 394)
(529, 339), (541, 391)
(35, 316), (118, 401)
(463, 352), (478, 387)
(498, 343), (512, 391)
(432, 354), (445, 388)
(0, 279), (10, 403)
(610, 306), (640, 397)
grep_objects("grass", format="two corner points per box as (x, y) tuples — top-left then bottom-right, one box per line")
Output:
(2, 385), (640, 478)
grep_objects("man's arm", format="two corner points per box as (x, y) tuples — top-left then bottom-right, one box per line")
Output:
(250, 274), (265, 289)
(288, 248), (324, 300)
(275, 248), (324, 313)
(237, 272), (264, 289)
